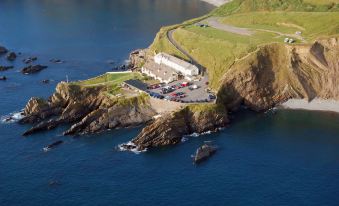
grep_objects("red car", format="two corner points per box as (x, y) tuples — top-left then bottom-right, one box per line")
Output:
(181, 82), (189, 87)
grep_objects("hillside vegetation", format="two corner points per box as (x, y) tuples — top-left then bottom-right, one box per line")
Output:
(149, 0), (339, 90)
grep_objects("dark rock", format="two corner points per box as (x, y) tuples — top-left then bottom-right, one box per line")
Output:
(120, 144), (137, 150)
(43, 140), (63, 151)
(23, 56), (37, 64)
(6, 52), (17, 61)
(48, 180), (61, 186)
(0, 66), (14, 71)
(0, 76), (7, 80)
(21, 65), (47, 74)
(193, 144), (217, 163)
(0, 46), (8, 55)
(49, 58), (63, 64)
(42, 79), (50, 84)
(23, 118), (63, 136)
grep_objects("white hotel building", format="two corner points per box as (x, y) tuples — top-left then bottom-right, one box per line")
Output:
(141, 53), (199, 83)
(154, 53), (199, 77)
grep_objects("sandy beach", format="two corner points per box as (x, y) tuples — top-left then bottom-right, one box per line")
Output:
(280, 98), (339, 114)
(201, 0), (230, 7)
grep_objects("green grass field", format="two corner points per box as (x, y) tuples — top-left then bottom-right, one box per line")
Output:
(172, 26), (278, 89)
(74, 72), (142, 86)
(72, 72), (144, 96)
(220, 11), (339, 40)
(148, 0), (339, 90)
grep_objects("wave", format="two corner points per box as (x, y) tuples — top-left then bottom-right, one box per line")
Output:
(186, 130), (213, 138)
(1, 111), (24, 124)
(117, 141), (147, 154)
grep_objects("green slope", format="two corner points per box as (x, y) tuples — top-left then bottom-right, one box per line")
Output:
(149, 0), (339, 90)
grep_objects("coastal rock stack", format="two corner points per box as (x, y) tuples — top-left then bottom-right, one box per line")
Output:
(131, 105), (229, 151)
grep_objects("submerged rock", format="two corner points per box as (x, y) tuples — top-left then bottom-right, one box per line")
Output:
(0, 46), (8, 55)
(42, 79), (50, 84)
(21, 65), (47, 74)
(49, 58), (64, 64)
(6, 52), (17, 61)
(23, 56), (37, 64)
(43, 140), (63, 152)
(0, 66), (14, 71)
(0, 76), (7, 80)
(193, 144), (217, 163)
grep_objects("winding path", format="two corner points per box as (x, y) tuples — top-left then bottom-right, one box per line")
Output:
(166, 29), (206, 75)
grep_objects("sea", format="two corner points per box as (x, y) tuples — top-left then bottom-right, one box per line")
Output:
(1, 1), (339, 205)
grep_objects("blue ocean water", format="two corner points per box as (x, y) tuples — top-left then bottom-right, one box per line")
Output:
(1, 1), (339, 205)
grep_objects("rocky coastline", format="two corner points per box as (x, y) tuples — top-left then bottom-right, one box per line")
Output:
(20, 82), (156, 136)
(18, 36), (339, 151)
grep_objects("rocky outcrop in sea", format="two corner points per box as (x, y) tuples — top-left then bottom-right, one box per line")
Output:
(21, 65), (48, 74)
(130, 105), (228, 151)
(21, 82), (156, 136)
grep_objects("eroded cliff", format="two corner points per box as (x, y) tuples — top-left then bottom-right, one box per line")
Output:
(217, 37), (339, 111)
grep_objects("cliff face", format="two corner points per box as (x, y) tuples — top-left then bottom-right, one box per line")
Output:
(21, 82), (156, 136)
(217, 37), (339, 111)
(132, 105), (229, 150)
(129, 49), (148, 70)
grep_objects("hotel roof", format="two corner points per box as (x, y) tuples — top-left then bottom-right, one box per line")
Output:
(155, 53), (198, 72)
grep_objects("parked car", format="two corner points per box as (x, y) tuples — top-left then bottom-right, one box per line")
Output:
(173, 85), (181, 90)
(189, 85), (199, 90)
(161, 88), (172, 94)
(148, 84), (160, 89)
(181, 82), (190, 87)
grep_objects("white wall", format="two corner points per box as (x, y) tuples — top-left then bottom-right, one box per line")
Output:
(154, 54), (199, 76)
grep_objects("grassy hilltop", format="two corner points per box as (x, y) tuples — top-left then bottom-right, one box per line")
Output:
(149, 0), (339, 90)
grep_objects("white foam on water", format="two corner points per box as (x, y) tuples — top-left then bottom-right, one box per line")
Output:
(189, 133), (200, 137)
(1, 111), (24, 124)
(202, 130), (212, 135)
(181, 137), (188, 142)
(117, 141), (147, 154)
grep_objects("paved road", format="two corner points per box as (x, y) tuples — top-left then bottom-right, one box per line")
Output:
(206, 17), (254, 36)
(205, 17), (306, 42)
